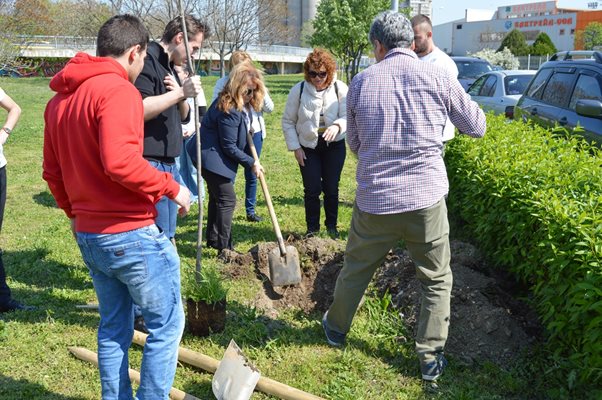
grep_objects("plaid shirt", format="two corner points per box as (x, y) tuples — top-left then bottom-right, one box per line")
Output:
(347, 48), (486, 215)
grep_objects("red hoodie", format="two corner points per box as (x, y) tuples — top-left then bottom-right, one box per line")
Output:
(43, 52), (180, 233)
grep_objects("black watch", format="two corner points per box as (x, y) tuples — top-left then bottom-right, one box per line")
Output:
(2, 127), (11, 134)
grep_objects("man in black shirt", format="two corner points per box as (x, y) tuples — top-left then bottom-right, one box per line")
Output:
(135, 15), (208, 244)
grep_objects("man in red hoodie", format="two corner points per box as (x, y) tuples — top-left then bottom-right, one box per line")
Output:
(43, 15), (190, 400)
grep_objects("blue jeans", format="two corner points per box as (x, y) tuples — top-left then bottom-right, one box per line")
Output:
(176, 137), (204, 204)
(76, 225), (184, 400)
(244, 132), (263, 216)
(147, 160), (180, 240)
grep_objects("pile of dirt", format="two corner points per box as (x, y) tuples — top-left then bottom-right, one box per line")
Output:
(220, 237), (541, 367)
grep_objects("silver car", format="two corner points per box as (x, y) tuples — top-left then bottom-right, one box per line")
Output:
(467, 70), (536, 118)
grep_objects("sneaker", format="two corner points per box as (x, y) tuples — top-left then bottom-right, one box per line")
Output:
(134, 316), (149, 334)
(321, 311), (346, 347)
(421, 354), (448, 381)
(0, 299), (36, 313)
(246, 213), (263, 222)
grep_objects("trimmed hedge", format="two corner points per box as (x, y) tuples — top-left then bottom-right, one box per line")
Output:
(445, 114), (602, 390)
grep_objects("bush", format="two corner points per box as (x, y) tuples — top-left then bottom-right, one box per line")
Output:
(468, 47), (520, 70)
(530, 32), (557, 56)
(445, 114), (602, 391)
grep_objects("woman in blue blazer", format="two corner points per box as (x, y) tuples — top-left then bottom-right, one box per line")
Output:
(188, 62), (265, 251)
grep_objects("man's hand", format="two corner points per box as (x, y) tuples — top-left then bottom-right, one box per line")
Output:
(182, 75), (202, 99)
(163, 74), (180, 92)
(174, 184), (191, 217)
(294, 148), (306, 167)
(322, 124), (340, 142)
(0, 131), (8, 146)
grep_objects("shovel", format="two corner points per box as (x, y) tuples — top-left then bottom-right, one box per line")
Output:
(247, 131), (302, 287)
(212, 339), (261, 400)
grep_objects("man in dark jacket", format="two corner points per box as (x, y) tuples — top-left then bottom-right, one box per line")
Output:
(135, 15), (208, 244)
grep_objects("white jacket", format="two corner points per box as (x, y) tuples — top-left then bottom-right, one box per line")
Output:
(281, 79), (347, 150)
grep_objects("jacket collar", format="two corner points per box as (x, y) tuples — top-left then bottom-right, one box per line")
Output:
(147, 41), (171, 70)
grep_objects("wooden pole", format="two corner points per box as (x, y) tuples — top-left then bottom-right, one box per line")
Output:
(132, 331), (325, 400)
(67, 346), (200, 400)
(176, 0), (204, 282)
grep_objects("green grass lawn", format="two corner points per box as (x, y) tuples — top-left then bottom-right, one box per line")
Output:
(0, 75), (539, 399)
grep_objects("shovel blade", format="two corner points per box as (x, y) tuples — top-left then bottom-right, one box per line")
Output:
(268, 245), (302, 287)
(212, 339), (260, 400)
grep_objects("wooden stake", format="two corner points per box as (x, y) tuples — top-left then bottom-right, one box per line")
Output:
(132, 331), (325, 400)
(67, 346), (200, 400)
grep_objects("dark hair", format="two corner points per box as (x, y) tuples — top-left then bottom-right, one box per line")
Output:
(161, 15), (211, 43)
(369, 11), (414, 51)
(303, 48), (337, 87)
(97, 14), (149, 57)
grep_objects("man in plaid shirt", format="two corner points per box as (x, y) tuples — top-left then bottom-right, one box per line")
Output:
(321, 11), (486, 382)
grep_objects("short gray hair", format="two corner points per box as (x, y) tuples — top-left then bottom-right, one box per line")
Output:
(369, 11), (414, 51)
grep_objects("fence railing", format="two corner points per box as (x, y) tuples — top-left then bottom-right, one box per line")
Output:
(10, 35), (312, 57)
(516, 54), (552, 70)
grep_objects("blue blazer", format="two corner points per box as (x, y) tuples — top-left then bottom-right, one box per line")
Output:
(187, 100), (254, 180)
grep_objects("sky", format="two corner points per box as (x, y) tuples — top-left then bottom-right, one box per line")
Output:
(431, 0), (595, 26)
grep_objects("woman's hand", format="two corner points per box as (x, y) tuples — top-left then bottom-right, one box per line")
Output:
(0, 130), (7, 146)
(294, 148), (306, 167)
(182, 129), (194, 139)
(252, 161), (264, 177)
(322, 124), (340, 142)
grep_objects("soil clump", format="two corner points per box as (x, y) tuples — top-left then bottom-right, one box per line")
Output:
(220, 237), (541, 367)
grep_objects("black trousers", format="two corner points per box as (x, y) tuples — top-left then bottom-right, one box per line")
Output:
(299, 137), (346, 232)
(0, 166), (11, 305)
(202, 168), (236, 251)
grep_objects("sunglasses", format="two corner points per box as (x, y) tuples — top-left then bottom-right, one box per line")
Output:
(309, 71), (327, 79)
(244, 88), (255, 96)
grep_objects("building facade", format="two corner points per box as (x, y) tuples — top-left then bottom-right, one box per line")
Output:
(285, 0), (320, 46)
(400, 0), (432, 18)
(433, 1), (599, 56)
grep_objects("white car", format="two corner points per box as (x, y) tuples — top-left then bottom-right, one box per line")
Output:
(467, 70), (536, 118)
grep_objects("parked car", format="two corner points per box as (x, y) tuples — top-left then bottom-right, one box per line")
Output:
(451, 56), (494, 90)
(514, 51), (602, 146)
(467, 70), (536, 118)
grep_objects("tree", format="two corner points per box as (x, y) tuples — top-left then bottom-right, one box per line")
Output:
(196, 0), (292, 77)
(576, 21), (602, 50)
(49, 0), (112, 37)
(530, 32), (556, 56)
(9, 0), (53, 35)
(468, 47), (519, 70)
(498, 29), (529, 56)
(310, 0), (389, 82)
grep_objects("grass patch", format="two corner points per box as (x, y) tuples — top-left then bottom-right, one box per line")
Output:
(0, 75), (544, 399)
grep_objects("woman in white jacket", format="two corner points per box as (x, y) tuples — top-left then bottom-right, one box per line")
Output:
(281, 48), (347, 238)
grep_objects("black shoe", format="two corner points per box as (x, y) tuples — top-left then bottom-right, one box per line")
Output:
(246, 213), (263, 222)
(0, 299), (36, 313)
(134, 316), (149, 334)
(305, 230), (318, 238)
(327, 228), (340, 239)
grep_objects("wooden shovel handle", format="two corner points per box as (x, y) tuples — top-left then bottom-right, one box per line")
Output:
(247, 132), (287, 256)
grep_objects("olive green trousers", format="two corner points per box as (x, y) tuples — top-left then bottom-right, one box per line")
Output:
(326, 198), (452, 365)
